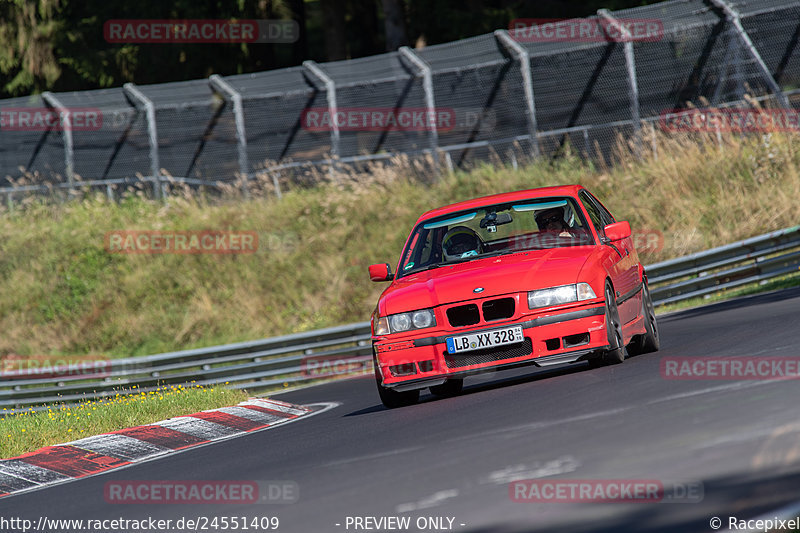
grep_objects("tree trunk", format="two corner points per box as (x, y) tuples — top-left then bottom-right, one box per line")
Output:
(381, 0), (408, 52)
(288, 0), (308, 64)
(321, 0), (348, 61)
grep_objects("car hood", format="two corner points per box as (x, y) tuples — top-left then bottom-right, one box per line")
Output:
(380, 247), (594, 315)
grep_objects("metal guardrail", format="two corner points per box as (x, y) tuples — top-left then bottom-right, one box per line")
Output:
(646, 226), (800, 306)
(0, 322), (372, 410)
(2, 226), (799, 409)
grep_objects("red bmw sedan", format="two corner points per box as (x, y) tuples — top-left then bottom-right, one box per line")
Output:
(368, 184), (659, 408)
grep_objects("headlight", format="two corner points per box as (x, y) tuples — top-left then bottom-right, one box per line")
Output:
(412, 310), (434, 329)
(528, 283), (597, 309)
(377, 308), (437, 334)
(390, 314), (412, 332)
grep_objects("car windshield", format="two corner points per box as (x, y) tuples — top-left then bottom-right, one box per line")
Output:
(397, 196), (594, 278)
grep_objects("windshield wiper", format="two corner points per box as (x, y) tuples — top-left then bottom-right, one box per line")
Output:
(480, 249), (525, 258)
(403, 263), (446, 275)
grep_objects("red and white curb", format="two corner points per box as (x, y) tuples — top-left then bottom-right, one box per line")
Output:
(0, 398), (319, 499)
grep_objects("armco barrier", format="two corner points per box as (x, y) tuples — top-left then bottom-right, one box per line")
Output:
(646, 225), (800, 305)
(2, 226), (799, 408)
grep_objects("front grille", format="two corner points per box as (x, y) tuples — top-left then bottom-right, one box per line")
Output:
(447, 304), (480, 327)
(444, 338), (533, 368)
(482, 297), (515, 321)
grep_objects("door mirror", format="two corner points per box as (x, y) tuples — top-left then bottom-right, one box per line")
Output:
(604, 221), (631, 242)
(369, 263), (394, 282)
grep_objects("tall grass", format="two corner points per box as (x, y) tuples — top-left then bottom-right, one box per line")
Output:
(1, 129), (798, 358)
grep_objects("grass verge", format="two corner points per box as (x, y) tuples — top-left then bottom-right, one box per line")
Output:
(0, 384), (248, 459)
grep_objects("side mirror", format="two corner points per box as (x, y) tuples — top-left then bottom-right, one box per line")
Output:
(369, 263), (394, 282)
(604, 221), (631, 242)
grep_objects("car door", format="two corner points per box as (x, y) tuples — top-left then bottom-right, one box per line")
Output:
(579, 191), (640, 325)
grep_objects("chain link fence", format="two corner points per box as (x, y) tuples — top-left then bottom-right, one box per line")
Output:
(1, 0), (799, 203)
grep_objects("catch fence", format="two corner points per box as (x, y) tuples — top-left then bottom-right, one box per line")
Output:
(1, 0), (799, 203)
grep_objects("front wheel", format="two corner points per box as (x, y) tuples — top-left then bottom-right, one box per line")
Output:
(374, 355), (419, 408)
(601, 283), (627, 365)
(430, 378), (463, 398)
(630, 279), (660, 355)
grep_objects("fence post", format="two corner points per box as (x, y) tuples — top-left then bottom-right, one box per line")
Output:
(709, 0), (791, 109)
(399, 46), (441, 174)
(303, 61), (340, 167)
(209, 74), (262, 199)
(598, 10), (642, 156)
(494, 30), (541, 159)
(41, 92), (75, 196)
(650, 122), (658, 160)
(123, 83), (163, 200)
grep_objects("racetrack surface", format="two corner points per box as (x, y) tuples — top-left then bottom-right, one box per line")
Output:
(3, 287), (800, 533)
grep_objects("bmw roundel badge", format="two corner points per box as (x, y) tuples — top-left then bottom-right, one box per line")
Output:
(473, 287), (484, 293)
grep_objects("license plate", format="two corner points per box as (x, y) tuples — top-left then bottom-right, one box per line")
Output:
(446, 326), (524, 354)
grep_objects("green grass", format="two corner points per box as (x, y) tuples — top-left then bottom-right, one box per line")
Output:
(0, 384), (249, 459)
(0, 129), (799, 358)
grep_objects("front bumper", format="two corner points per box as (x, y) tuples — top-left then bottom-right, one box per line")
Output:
(374, 304), (610, 390)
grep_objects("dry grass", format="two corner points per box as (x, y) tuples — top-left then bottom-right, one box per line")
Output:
(0, 129), (798, 358)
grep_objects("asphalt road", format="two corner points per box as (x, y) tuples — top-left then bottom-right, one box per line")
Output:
(3, 286), (800, 533)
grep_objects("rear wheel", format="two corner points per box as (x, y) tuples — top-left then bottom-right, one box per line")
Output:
(601, 283), (626, 365)
(374, 355), (419, 408)
(430, 378), (463, 398)
(630, 279), (660, 355)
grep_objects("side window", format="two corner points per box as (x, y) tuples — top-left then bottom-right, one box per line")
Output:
(586, 191), (616, 227)
(579, 191), (604, 234)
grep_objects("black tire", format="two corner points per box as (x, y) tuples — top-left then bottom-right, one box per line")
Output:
(586, 354), (605, 369)
(601, 283), (627, 365)
(374, 355), (419, 408)
(630, 279), (660, 355)
(429, 378), (463, 398)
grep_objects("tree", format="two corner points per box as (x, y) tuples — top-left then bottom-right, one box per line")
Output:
(0, 0), (64, 96)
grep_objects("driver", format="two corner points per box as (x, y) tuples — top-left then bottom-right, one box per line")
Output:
(535, 206), (572, 237)
(442, 226), (484, 261)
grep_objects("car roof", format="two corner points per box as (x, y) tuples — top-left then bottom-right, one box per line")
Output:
(418, 184), (586, 222)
